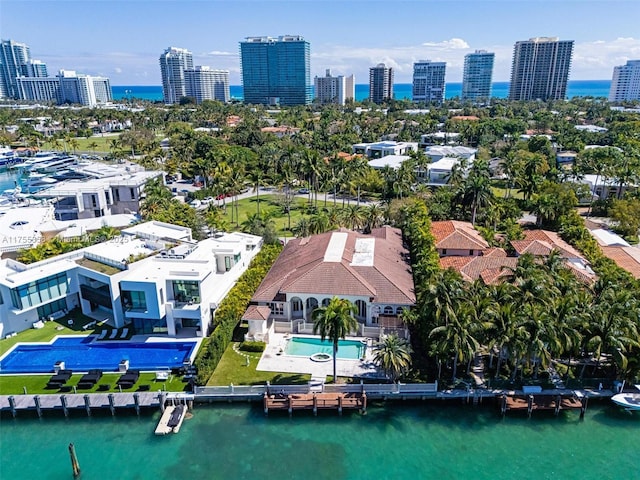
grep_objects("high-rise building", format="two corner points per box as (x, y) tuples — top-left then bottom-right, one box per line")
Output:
(159, 47), (194, 104)
(17, 70), (112, 106)
(1, 39), (48, 99)
(240, 35), (312, 106)
(369, 63), (393, 103)
(185, 66), (230, 104)
(21, 59), (48, 78)
(509, 37), (574, 101)
(412, 60), (446, 104)
(609, 60), (640, 102)
(461, 50), (494, 102)
(314, 69), (355, 105)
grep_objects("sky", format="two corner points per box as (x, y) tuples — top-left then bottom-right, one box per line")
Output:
(2, 0), (640, 86)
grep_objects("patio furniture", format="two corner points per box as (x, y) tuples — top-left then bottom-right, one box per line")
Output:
(77, 369), (103, 389)
(97, 384), (111, 392)
(155, 370), (170, 381)
(116, 369), (140, 389)
(97, 330), (108, 340)
(108, 329), (118, 340)
(119, 328), (129, 339)
(46, 370), (73, 389)
(137, 384), (150, 392)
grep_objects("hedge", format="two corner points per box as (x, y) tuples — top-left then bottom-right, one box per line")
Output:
(239, 341), (266, 353)
(194, 243), (282, 384)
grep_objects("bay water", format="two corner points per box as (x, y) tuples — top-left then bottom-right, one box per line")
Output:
(1, 401), (638, 480)
(112, 80), (612, 103)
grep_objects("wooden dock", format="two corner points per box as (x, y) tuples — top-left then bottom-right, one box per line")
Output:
(263, 392), (366, 415)
(0, 391), (165, 417)
(499, 393), (588, 417)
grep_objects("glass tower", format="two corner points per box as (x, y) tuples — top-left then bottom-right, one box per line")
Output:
(509, 37), (574, 101)
(159, 47), (194, 104)
(240, 35), (312, 106)
(462, 50), (494, 102)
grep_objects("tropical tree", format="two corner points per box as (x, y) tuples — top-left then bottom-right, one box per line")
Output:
(312, 297), (359, 383)
(373, 334), (413, 382)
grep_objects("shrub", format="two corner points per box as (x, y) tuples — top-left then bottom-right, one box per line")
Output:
(240, 341), (266, 353)
(194, 243), (282, 384)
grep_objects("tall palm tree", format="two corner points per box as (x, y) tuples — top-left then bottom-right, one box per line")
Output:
(312, 297), (358, 383)
(373, 334), (412, 382)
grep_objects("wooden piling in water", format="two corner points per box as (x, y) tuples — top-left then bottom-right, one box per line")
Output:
(133, 393), (140, 415)
(60, 395), (68, 417)
(68, 443), (81, 478)
(580, 395), (588, 419)
(527, 395), (533, 417)
(8, 396), (16, 418)
(108, 394), (115, 416)
(501, 394), (507, 416)
(34, 395), (42, 418)
(84, 395), (91, 417)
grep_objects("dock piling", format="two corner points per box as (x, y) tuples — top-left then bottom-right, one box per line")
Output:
(34, 395), (42, 418)
(501, 394), (507, 415)
(8, 396), (17, 418)
(527, 395), (533, 417)
(108, 394), (115, 416)
(60, 395), (69, 417)
(580, 395), (588, 419)
(159, 392), (166, 413)
(83, 395), (91, 417)
(68, 443), (81, 478)
(555, 395), (561, 415)
(133, 393), (140, 415)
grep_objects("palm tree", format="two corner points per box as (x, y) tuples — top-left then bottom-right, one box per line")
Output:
(312, 297), (358, 383)
(373, 334), (412, 382)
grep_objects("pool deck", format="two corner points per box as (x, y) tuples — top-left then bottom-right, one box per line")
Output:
(256, 333), (384, 379)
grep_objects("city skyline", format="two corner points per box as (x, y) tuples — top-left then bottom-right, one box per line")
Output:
(1, 1), (640, 86)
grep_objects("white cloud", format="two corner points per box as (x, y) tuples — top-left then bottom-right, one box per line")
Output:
(204, 50), (237, 57)
(422, 38), (470, 50)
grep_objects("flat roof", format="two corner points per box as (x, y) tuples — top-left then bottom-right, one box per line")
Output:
(0, 205), (54, 252)
(123, 221), (192, 242)
(83, 237), (156, 264)
(33, 170), (162, 196)
(368, 155), (410, 170)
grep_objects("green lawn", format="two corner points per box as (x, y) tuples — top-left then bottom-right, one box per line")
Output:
(0, 372), (188, 395)
(0, 311), (97, 356)
(221, 194), (314, 236)
(490, 186), (524, 200)
(42, 135), (115, 153)
(207, 342), (311, 386)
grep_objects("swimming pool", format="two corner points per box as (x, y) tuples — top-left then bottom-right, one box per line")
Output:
(285, 336), (365, 360)
(0, 336), (198, 374)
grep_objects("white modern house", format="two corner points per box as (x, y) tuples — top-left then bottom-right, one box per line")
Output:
(352, 141), (418, 159)
(424, 145), (477, 163)
(0, 221), (262, 338)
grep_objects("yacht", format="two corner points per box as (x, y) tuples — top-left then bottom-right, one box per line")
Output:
(24, 172), (58, 191)
(33, 155), (78, 173)
(0, 146), (21, 168)
(15, 151), (60, 172)
(612, 384), (640, 411)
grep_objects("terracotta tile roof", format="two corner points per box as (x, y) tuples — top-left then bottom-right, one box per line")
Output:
(601, 246), (640, 278)
(431, 221), (489, 251)
(440, 255), (518, 284)
(242, 305), (271, 321)
(511, 230), (584, 259)
(252, 226), (415, 305)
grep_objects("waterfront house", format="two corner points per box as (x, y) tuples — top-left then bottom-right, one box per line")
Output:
(245, 227), (415, 341)
(0, 221), (262, 338)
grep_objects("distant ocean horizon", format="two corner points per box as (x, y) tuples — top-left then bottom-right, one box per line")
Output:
(112, 80), (611, 103)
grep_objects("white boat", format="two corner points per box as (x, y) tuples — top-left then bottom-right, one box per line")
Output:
(612, 384), (640, 411)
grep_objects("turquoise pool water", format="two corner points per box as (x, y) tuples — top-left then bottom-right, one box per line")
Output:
(285, 336), (365, 359)
(0, 402), (638, 480)
(0, 336), (197, 373)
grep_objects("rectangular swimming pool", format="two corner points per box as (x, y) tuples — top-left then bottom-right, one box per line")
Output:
(285, 336), (365, 360)
(0, 336), (198, 374)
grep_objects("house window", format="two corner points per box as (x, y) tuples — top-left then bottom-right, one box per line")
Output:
(224, 256), (232, 271)
(383, 306), (394, 315)
(270, 302), (284, 315)
(37, 298), (66, 319)
(105, 191), (111, 205)
(442, 249), (447, 255)
(114, 189), (120, 202)
(469, 250), (474, 255)
(172, 280), (200, 303)
(10, 272), (68, 310)
(121, 290), (147, 311)
(91, 195), (97, 208)
(130, 188), (136, 200)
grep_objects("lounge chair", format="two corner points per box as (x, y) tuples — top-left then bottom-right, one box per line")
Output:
(97, 330), (108, 340)
(119, 328), (129, 339)
(77, 369), (103, 389)
(46, 370), (73, 389)
(109, 329), (118, 340)
(116, 369), (140, 389)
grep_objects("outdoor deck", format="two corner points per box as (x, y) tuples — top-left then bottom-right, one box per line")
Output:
(263, 392), (366, 415)
(500, 393), (588, 417)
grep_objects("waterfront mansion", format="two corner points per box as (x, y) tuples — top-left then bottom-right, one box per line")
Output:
(244, 226), (415, 341)
(0, 221), (262, 338)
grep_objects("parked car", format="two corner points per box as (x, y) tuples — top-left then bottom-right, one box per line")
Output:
(298, 188), (310, 194)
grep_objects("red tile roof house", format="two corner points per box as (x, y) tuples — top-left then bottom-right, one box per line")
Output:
(431, 221), (596, 284)
(243, 227), (415, 341)
(510, 230), (597, 283)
